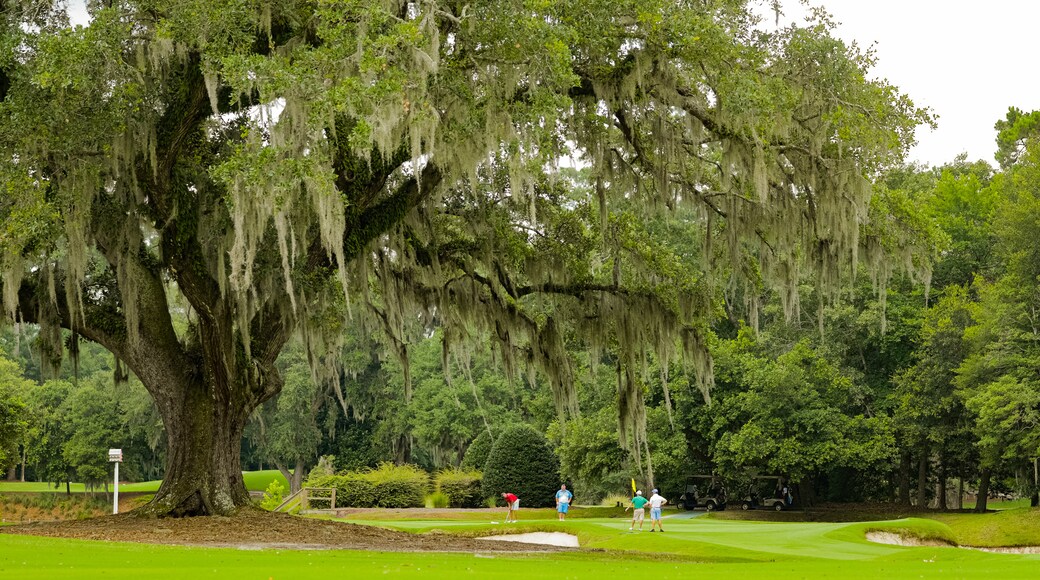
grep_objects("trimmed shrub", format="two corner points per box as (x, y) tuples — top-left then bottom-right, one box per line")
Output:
(481, 425), (560, 508)
(461, 430), (495, 470)
(435, 468), (483, 508)
(309, 463), (429, 508)
(366, 463), (430, 508)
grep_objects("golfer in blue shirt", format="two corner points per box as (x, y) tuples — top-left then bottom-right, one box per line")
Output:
(555, 484), (573, 521)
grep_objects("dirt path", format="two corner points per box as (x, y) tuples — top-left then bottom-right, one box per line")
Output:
(0, 511), (567, 552)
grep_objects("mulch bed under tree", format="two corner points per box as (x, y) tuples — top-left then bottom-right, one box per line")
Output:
(0, 511), (563, 552)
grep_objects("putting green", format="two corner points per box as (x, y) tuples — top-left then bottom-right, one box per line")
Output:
(3, 514), (1039, 579)
(335, 516), (921, 561)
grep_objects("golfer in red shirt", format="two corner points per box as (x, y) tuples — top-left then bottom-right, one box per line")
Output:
(501, 492), (519, 523)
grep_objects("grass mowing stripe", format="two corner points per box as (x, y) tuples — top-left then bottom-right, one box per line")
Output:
(3, 532), (1040, 580)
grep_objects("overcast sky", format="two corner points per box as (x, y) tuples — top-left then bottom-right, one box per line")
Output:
(765, 0), (1040, 167)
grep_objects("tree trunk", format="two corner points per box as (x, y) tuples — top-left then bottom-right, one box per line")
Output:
(937, 456), (947, 510)
(20, 445), (26, 482)
(277, 464), (293, 493)
(898, 450), (911, 506)
(916, 452), (928, 507)
(292, 459), (306, 494)
(1032, 458), (1039, 507)
(956, 477), (964, 510)
(5, 465), (15, 481)
(394, 433), (413, 464)
(144, 377), (256, 516)
(277, 460), (306, 495)
(798, 477), (815, 507)
(974, 467), (991, 513)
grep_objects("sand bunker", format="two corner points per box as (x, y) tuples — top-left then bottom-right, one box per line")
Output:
(865, 531), (950, 547)
(478, 532), (580, 548)
(866, 531), (1040, 554)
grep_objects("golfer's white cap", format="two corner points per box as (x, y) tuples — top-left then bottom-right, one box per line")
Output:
(636, 490), (642, 495)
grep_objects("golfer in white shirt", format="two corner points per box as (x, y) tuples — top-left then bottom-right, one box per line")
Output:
(648, 488), (667, 532)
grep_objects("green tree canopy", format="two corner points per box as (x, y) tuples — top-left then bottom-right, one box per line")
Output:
(995, 106), (1040, 170)
(0, 355), (29, 471)
(954, 131), (1040, 508)
(712, 335), (893, 495)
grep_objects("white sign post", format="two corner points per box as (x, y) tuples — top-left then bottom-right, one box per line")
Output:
(109, 448), (123, 514)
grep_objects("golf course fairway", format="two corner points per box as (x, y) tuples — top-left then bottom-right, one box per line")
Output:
(3, 513), (1039, 579)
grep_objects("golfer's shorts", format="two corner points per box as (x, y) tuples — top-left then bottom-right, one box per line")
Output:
(632, 508), (645, 521)
(511, 500), (520, 510)
(650, 507), (662, 520)
(558, 502), (569, 513)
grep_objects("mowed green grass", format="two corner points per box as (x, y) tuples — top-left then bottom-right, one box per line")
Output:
(0, 471), (288, 494)
(917, 507), (1040, 547)
(118, 470), (288, 492)
(962, 498), (1031, 510)
(0, 482), (89, 493)
(4, 509), (1040, 578)
(3, 520), (1040, 580)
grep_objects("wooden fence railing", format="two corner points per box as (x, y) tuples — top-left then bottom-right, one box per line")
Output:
(273, 487), (337, 512)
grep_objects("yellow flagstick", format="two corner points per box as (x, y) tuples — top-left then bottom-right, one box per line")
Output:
(631, 478), (637, 494)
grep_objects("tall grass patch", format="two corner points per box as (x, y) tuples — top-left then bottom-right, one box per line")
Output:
(601, 493), (632, 507)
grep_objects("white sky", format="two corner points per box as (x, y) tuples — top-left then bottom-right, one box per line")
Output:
(765, 0), (1040, 167)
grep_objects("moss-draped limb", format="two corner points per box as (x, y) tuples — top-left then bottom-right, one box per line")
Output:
(12, 273), (129, 364)
(342, 164), (443, 262)
(147, 56), (226, 316)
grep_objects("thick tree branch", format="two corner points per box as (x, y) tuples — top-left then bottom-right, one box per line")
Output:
(0, 67), (8, 103)
(255, 162), (443, 374)
(345, 163), (442, 261)
(13, 273), (128, 361)
(145, 54), (236, 323)
(90, 195), (185, 361)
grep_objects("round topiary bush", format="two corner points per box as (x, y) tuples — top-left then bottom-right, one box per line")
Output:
(481, 425), (560, 508)
(461, 430), (495, 470)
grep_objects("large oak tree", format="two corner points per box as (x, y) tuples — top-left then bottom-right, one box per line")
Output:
(0, 0), (930, 515)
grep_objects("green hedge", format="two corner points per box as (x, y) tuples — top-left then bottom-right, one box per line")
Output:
(481, 425), (560, 508)
(461, 430), (495, 470)
(307, 463), (430, 508)
(435, 468), (484, 508)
